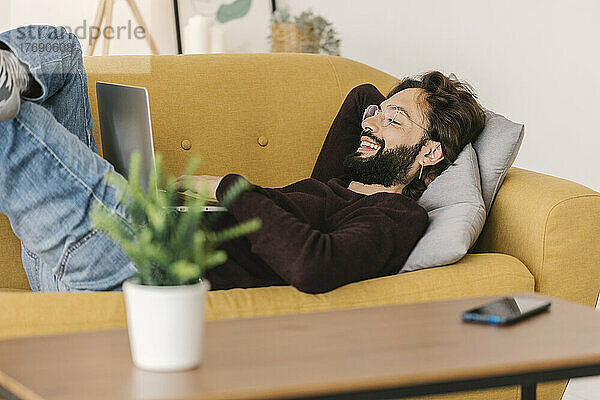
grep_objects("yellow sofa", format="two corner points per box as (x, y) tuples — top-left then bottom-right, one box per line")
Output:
(1, 54), (599, 400)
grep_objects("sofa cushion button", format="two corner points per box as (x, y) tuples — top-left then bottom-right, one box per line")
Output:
(258, 136), (269, 147)
(181, 140), (192, 150)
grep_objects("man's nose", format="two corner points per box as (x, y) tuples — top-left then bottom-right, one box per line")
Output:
(362, 115), (380, 133)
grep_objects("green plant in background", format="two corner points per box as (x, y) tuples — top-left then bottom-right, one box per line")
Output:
(295, 10), (341, 56)
(271, 7), (291, 24)
(91, 152), (261, 286)
(269, 7), (341, 56)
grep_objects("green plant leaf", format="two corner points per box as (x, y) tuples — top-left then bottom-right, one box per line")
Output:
(212, 217), (261, 245)
(170, 260), (201, 284)
(219, 176), (251, 209)
(128, 152), (142, 191)
(203, 250), (227, 269)
(217, 0), (252, 24)
(90, 151), (262, 286)
(184, 155), (202, 177)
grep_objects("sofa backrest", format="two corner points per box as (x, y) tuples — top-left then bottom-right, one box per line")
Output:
(85, 53), (398, 186)
(0, 54), (398, 290)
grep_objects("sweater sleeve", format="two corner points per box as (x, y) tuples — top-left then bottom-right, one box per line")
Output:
(311, 84), (385, 182)
(216, 174), (422, 294)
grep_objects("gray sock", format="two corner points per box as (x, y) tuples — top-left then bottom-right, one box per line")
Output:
(0, 49), (31, 122)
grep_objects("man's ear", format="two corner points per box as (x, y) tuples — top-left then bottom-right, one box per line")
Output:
(421, 141), (444, 167)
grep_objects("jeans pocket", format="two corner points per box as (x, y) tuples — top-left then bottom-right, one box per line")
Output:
(21, 244), (41, 291)
(54, 229), (137, 291)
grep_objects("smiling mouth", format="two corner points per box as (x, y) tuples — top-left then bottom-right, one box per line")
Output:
(358, 140), (382, 153)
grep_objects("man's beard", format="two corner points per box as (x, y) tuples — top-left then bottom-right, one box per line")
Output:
(342, 133), (425, 187)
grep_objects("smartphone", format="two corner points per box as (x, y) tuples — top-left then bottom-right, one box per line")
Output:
(462, 296), (551, 325)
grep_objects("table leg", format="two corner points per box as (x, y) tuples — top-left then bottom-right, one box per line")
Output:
(521, 383), (537, 400)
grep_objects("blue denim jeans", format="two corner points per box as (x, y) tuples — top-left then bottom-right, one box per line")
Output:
(0, 26), (136, 291)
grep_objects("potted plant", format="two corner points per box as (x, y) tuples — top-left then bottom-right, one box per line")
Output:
(91, 152), (261, 372)
(269, 7), (302, 53)
(269, 7), (341, 56)
(295, 10), (341, 56)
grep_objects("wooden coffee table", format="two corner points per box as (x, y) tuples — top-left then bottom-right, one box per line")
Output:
(1, 293), (600, 400)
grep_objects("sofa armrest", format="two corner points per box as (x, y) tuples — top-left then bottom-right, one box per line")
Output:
(475, 168), (600, 306)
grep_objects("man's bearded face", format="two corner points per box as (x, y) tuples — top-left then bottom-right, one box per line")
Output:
(342, 131), (425, 187)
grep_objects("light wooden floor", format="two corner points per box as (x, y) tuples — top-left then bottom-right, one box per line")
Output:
(562, 375), (600, 400)
(561, 300), (600, 400)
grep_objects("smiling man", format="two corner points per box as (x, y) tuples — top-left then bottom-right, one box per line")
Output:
(344, 87), (442, 195)
(0, 25), (485, 293)
(188, 74), (486, 294)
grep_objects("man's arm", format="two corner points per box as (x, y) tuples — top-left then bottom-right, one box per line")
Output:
(216, 174), (426, 294)
(311, 84), (385, 182)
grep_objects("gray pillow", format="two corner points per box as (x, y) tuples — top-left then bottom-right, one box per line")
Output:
(474, 110), (525, 213)
(401, 143), (486, 272)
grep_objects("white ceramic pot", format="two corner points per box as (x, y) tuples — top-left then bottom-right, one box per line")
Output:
(123, 278), (210, 372)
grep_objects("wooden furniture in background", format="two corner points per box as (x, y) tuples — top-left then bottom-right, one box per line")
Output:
(87, 0), (160, 56)
(1, 294), (600, 400)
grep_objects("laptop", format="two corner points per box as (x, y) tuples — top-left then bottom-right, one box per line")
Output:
(96, 82), (227, 212)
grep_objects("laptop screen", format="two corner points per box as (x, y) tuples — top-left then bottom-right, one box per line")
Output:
(96, 82), (156, 191)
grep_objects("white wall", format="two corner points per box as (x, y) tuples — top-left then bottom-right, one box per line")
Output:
(0, 0), (170, 54)
(1, 0), (599, 192)
(0, 0), (271, 55)
(280, 0), (600, 192)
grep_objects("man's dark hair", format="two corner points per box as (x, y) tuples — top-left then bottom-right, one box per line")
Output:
(388, 71), (486, 200)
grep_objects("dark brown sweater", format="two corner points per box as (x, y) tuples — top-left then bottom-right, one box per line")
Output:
(203, 84), (428, 294)
(205, 174), (427, 294)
